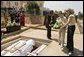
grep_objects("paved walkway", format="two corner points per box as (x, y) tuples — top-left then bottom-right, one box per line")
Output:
(19, 28), (83, 56)
(19, 21), (83, 56)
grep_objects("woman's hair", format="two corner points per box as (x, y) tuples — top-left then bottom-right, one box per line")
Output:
(67, 8), (74, 15)
(58, 11), (62, 14)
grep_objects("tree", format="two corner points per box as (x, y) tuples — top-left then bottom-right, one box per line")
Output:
(25, 1), (40, 16)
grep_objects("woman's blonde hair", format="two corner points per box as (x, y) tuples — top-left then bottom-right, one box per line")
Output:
(67, 8), (74, 14)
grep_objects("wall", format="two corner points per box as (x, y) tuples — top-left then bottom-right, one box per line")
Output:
(1, 16), (45, 26)
(25, 16), (45, 25)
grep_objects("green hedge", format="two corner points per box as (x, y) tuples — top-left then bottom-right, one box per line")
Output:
(6, 25), (21, 33)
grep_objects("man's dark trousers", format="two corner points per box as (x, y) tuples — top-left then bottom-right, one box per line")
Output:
(47, 26), (51, 39)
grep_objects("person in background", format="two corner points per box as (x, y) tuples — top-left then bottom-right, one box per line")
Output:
(60, 9), (76, 55)
(19, 11), (25, 26)
(45, 11), (52, 40)
(9, 8), (16, 23)
(15, 11), (20, 23)
(3, 10), (8, 27)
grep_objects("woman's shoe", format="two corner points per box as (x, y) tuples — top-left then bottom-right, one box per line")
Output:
(68, 51), (74, 56)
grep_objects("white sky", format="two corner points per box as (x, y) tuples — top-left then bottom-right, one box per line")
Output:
(43, 1), (83, 14)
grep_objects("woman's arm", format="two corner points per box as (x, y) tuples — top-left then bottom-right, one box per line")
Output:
(60, 15), (72, 28)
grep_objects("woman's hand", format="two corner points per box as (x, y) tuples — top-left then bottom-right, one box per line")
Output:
(60, 24), (66, 29)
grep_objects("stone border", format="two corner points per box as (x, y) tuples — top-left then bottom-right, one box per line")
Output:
(1, 24), (43, 39)
(1, 36), (52, 51)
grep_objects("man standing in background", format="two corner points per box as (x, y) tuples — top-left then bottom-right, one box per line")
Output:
(45, 11), (52, 40)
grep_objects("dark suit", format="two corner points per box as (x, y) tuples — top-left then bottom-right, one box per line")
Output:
(50, 14), (59, 27)
(15, 12), (19, 23)
(50, 15), (56, 27)
(45, 15), (52, 39)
